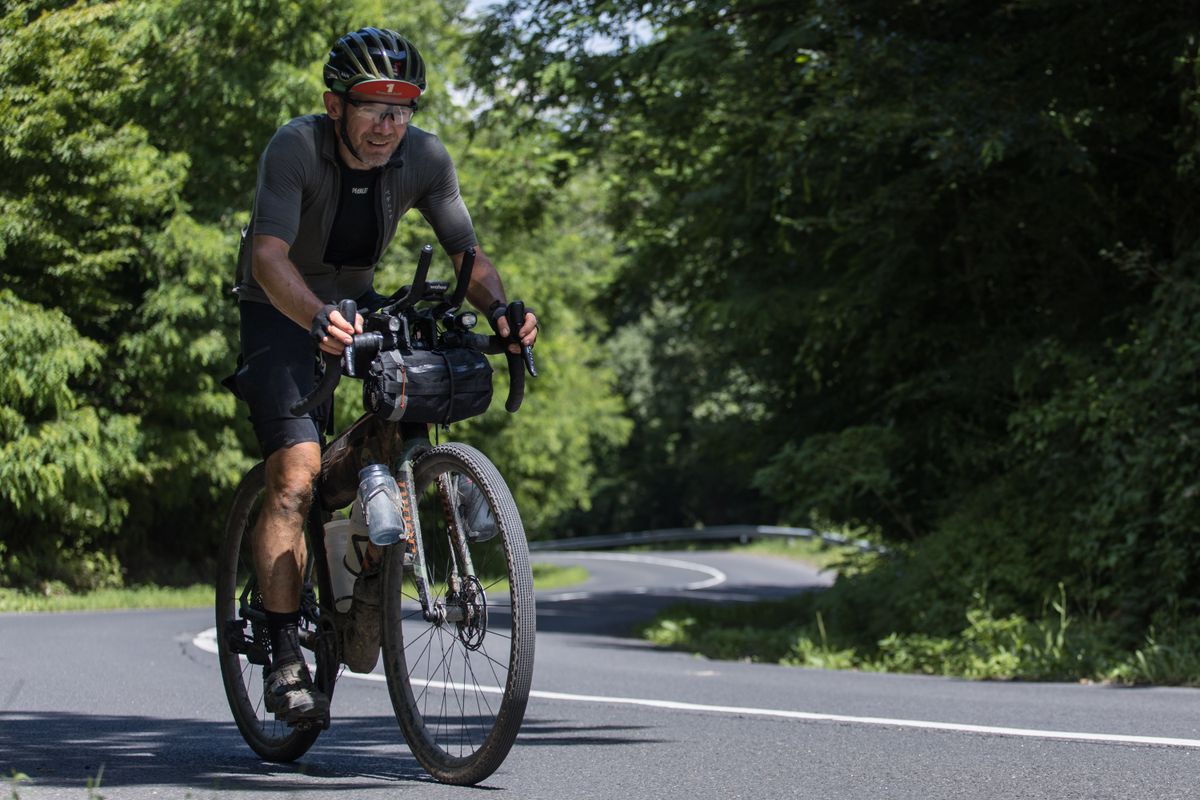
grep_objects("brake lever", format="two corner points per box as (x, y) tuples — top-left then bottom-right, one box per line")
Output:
(506, 300), (538, 378)
(339, 298), (358, 377)
(289, 298), (358, 416)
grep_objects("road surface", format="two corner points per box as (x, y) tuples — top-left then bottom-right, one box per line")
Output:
(2, 550), (1198, 799)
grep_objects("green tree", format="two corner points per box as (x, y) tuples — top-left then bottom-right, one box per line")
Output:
(0, 2), (197, 585)
(470, 0), (1200, 647)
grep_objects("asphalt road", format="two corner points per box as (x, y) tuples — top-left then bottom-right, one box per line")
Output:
(2, 550), (1200, 799)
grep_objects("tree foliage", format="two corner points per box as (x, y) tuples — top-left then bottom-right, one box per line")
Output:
(471, 0), (1200, 646)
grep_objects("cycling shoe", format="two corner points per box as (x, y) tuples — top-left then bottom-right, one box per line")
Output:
(263, 660), (329, 725)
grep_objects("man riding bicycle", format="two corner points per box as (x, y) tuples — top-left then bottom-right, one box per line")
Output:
(228, 27), (538, 726)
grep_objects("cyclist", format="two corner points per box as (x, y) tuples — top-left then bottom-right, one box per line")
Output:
(227, 27), (537, 725)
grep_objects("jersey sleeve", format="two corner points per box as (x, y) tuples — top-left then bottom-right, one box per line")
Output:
(252, 123), (310, 245)
(415, 136), (478, 255)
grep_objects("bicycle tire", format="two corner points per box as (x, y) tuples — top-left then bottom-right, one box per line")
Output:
(215, 462), (334, 762)
(380, 443), (536, 785)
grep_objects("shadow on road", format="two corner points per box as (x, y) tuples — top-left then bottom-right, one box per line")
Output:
(0, 711), (434, 794)
(0, 710), (668, 794)
(516, 718), (669, 747)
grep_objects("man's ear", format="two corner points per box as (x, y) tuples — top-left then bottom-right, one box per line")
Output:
(323, 91), (343, 119)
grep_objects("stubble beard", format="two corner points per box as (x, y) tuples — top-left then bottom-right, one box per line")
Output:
(356, 134), (400, 169)
(359, 152), (392, 168)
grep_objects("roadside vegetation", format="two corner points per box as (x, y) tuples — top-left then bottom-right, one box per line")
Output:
(641, 534), (1200, 685)
(472, 0), (1200, 685)
(0, 563), (586, 613)
(640, 553), (1200, 685)
(0, 584), (212, 613)
(624, 536), (857, 573)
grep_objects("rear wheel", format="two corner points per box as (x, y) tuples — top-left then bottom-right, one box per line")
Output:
(381, 443), (535, 785)
(215, 462), (335, 762)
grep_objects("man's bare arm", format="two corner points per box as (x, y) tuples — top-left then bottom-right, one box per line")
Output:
(252, 234), (357, 353)
(450, 247), (537, 350)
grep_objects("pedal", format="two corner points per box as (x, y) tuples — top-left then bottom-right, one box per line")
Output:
(289, 713), (331, 732)
(225, 618), (248, 653)
(224, 618), (270, 666)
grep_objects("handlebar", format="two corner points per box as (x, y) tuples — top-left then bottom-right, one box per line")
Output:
(291, 298), (358, 418)
(293, 351), (342, 417)
(288, 245), (538, 419)
(502, 301), (533, 413)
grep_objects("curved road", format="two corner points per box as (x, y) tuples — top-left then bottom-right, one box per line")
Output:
(2, 550), (1199, 799)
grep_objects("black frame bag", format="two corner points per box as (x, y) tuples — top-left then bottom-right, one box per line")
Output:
(364, 348), (493, 424)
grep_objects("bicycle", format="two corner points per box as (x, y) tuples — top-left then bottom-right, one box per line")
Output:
(215, 245), (538, 785)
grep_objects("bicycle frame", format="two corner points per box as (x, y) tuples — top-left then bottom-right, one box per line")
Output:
(305, 412), (481, 633)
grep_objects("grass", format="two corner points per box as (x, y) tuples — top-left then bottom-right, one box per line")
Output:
(421, 562), (590, 598)
(619, 535), (858, 572)
(532, 562), (589, 590)
(0, 584), (213, 613)
(725, 536), (858, 571)
(638, 585), (1200, 685)
(0, 563), (588, 613)
(7, 767), (109, 800)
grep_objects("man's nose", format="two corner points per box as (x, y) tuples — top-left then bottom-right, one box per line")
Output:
(374, 113), (400, 131)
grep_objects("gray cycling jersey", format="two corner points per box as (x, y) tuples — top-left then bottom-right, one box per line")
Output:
(234, 114), (477, 305)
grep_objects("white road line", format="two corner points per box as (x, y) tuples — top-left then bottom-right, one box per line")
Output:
(192, 627), (1200, 750)
(539, 551), (727, 601)
(519, 691), (1200, 750)
(194, 627), (219, 654)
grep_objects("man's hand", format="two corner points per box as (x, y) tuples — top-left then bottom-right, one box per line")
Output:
(491, 305), (538, 354)
(310, 304), (363, 356)
(454, 248), (537, 354)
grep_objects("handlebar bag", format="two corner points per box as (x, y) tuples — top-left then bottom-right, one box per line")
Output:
(364, 347), (493, 424)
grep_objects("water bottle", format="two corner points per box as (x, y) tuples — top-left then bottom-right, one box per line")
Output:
(323, 515), (368, 613)
(356, 464), (407, 546)
(455, 474), (498, 542)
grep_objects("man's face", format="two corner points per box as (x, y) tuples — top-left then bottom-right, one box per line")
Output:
(324, 91), (414, 168)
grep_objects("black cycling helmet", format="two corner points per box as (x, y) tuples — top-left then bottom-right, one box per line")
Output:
(324, 27), (426, 100)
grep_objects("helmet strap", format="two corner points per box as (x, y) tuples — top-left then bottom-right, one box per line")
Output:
(336, 95), (366, 166)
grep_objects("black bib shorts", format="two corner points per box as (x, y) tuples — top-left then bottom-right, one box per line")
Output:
(233, 301), (331, 460)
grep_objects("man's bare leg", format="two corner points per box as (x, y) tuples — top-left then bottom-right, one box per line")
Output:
(252, 440), (329, 723)
(254, 441), (322, 613)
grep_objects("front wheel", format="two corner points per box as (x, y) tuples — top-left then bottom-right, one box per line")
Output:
(381, 443), (536, 785)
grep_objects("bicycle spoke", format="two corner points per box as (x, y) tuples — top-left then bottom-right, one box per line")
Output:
(472, 642), (512, 685)
(436, 628), (451, 744)
(405, 622), (439, 654)
(481, 575), (507, 593)
(412, 628), (436, 710)
(462, 649), (499, 718)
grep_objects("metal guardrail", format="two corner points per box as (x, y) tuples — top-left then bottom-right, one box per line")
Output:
(527, 524), (884, 553)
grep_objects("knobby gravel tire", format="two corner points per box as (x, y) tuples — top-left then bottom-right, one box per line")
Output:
(381, 443), (536, 785)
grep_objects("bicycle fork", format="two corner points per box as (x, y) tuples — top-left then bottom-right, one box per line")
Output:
(391, 449), (480, 627)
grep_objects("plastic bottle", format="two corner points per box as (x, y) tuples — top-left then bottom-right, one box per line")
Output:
(323, 513), (368, 613)
(356, 463), (407, 545)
